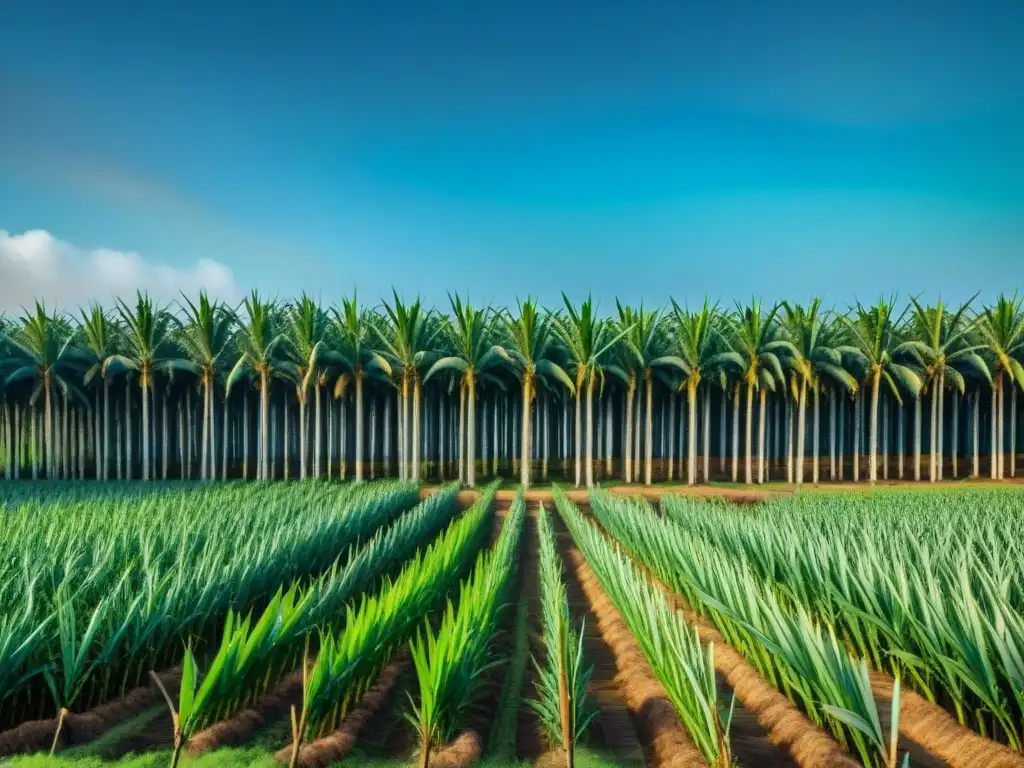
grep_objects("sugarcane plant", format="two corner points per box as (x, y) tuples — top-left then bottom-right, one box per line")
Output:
(289, 483), (499, 761)
(553, 487), (732, 768)
(407, 493), (526, 768)
(529, 503), (596, 768)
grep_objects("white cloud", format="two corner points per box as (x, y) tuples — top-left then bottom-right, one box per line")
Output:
(0, 229), (241, 314)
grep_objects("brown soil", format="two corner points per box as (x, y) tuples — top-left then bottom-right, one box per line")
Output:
(186, 670), (305, 756)
(428, 729), (484, 768)
(514, 507), (548, 761)
(551, 520), (645, 768)
(274, 651), (410, 768)
(560, 533), (709, 768)
(870, 671), (1024, 768)
(0, 667), (182, 756)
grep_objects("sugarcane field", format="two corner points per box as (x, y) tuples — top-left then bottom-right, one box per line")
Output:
(2, 287), (1024, 768)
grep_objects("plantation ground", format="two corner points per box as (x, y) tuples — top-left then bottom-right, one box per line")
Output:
(3, 481), (1024, 767)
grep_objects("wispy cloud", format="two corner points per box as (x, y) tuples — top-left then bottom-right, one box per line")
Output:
(0, 229), (241, 313)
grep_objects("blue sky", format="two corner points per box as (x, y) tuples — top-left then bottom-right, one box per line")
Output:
(1, 0), (1022, 311)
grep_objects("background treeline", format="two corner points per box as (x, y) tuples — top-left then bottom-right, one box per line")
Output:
(0, 290), (1021, 487)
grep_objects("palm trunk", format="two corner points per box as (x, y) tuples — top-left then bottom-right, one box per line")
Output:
(314, 384), (323, 478)
(624, 387), (634, 483)
(687, 380), (698, 485)
(589, 376), (598, 489)
(757, 387), (767, 483)
(882, 394), (889, 480)
(897, 402), (905, 479)
(141, 377), (151, 481)
(868, 371), (880, 484)
(1011, 384), (1017, 478)
(604, 393), (612, 477)
(997, 372), (1005, 479)
(644, 375), (654, 486)
(796, 378), (807, 484)
(355, 374), (364, 482)
(222, 391), (230, 480)
(829, 390), (836, 480)
(929, 386), (938, 482)
(201, 379), (210, 481)
(458, 385), (466, 484)
(243, 388), (250, 480)
(731, 385), (740, 482)
(543, 392), (551, 480)
(972, 391), (980, 478)
(44, 376), (53, 479)
(413, 378), (421, 481)
(852, 396), (860, 481)
(744, 380), (754, 485)
(521, 377), (532, 489)
(370, 397), (377, 479)
(468, 378), (477, 487)
(162, 395), (170, 481)
(938, 371), (946, 481)
(702, 388), (711, 482)
(574, 387), (583, 487)
(812, 386), (820, 483)
(952, 389), (959, 478)
(719, 390), (726, 475)
(666, 391), (675, 482)
(914, 394), (922, 481)
(991, 378), (998, 479)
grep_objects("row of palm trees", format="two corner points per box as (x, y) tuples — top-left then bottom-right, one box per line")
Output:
(1, 290), (1022, 488)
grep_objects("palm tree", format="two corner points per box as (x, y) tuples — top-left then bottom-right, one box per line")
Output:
(975, 294), (1024, 479)
(3, 303), (86, 479)
(280, 295), (328, 479)
(504, 298), (574, 489)
(423, 295), (506, 488)
(79, 304), (118, 481)
(556, 295), (631, 487)
(840, 297), (923, 484)
(105, 293), (177, 481)
(377, 292), (440, 481)
(227, 291), (285, 480)
(329, 291), (392, 483)
(725, 300), (794, 484)
(174, 292), (235, 481)
(902, 296), (989, 482)
(782, 300), (858, 484)
(671, 298), (742, 485)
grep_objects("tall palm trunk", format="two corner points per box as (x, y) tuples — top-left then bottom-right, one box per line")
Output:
(997, 372), (1005, 479)
(687, 380), (698, 485)
(702, 388), (711, 482)
(355, 374), (364, 482)
(929, 386), (938, 482)
(951, 389), (959, 478)
(585, 374), (595, 487)
(744, 379), (754, 485)
(719, 390), (726, 475)
(938, 370), (946, 481)
(574, 386), (583, 487)
(314, 384), (323, 478)
(624, 387), (634, 482)
(852, 396), (860, 481)
(141, 376), (151, 481)
(299, 392), (308, 480)
(914, 395), (922, 481)
(257, 375), (267, 480)
(44, 375), (54, 479)
(868, 370), (881, 484)
(970, 390), (979, 477)
(521, 377), (532, 489)
(731, 386), (740, 482)
(201, 378), (210, 481)
(666, 391), (675, 482)
(1011, 384), (1017, 478)
(102, 378), (110, 481)
(897, 403), (905, 479)
(644, 375), (654, 486)
(757, 388), (767, 483)
(162, 395), (170, 480)
(796, 378), (807, 484)
(812, 386), (820, 483)
(458, 385), (466, 483)
(829, 390), (836, 480)
(370, 397), (377, 479)
(604, 394), (612, 477)
(222, 391), (230, 480)
(991, 377), (998, 479)
(413, 377), (422, 481)
(468, 378), (477, 487)
(882, 394), (889, 480)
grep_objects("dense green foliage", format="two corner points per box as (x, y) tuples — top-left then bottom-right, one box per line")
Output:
(0, 481), (418, 729)
(662, 488), (1024, 751)
(3, 292), (1021, 489)
(552, 488), (731, 767)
